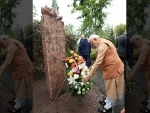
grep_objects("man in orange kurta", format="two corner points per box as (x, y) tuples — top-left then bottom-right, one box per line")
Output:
(127, 34), (150, 113)
(82, 34), (124, 112)
(0, 35), (34, 113)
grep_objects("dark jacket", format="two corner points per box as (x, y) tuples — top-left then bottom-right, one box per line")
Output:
(126, 38), (133, 56)
(78, 38), (91, 56)
(26, 35), (33, 61)
(116, 34), (126, 57)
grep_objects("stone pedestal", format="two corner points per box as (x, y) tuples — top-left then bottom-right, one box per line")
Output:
(42, 15), (67, 100)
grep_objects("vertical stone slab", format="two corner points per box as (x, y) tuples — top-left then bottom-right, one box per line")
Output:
(42, 15), (66, 100)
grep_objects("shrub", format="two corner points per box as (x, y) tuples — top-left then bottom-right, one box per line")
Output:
(90, 49), (97, 60)
(132, 49), (140, 61)
(65, 34), (78, 55)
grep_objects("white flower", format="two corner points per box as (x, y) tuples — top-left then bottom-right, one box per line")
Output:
(74, 74), (79, 79)
(87, 88), (89, 91)
(82, 92), (85, 94)
(81, 71), (85, 76)
(77, 91), (81, 94)
(82, 88), (85, 92)
(75, 86), (78, 89)
(67, 76), (77, 85)
(87, 82), (89, 84)
(81, 66), (90, 77)
(80, 82), (84, 86)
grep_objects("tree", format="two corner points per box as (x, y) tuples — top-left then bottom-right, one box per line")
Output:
(52, 0), (59, 14)
(64, 24), (79, 53)
(127, 0), (150, 37)
(114, 24), (126, 36)
(33, 5), (38, 19)
(0, 0), (21, 34)
(71, 0), (112, 34)
(109, 28), (116, 45)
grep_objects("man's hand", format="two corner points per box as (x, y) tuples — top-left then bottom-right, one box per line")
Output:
(120, 108), (125, 113)
(82, 75), (91, 83)
(127, 75), (133, 82)
(131, 66), (135, 70)
(89, 66), (92, 70)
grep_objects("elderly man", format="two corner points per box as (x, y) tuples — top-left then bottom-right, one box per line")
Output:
(116, 31), (127, 63)
(127, 34), (150, 113)
(82, 34), (124, 112)
(0, 35), (34, 113)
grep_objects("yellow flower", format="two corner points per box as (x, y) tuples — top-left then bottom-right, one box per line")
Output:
(70, 50), (75, 54)
(69, 59), (74, 63)
(68, 72), (73, 76)
(73, 53), (78, 57)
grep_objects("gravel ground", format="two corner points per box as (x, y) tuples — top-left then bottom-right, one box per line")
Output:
(0, 74), (146, 113)
(33, 76), (108, 113)
(0, 82), (16, 113)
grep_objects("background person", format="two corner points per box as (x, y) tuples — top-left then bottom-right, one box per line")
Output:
(78, 35), (91, 67)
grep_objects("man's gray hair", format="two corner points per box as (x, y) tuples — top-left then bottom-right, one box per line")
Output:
(131, 34), (142, 42)
(0, 34), (9, 40)
(81, 34), (85, 37)
(88, 34), (100, 42)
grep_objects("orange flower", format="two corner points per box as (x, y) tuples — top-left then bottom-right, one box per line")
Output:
(65, 57), (70, 61)
(71, 63), (76, 69)
(74, 57), (78, 61)
(71, 65), (76, 69)
(71, 62), (76, 66)
(78, 57), (84, 64)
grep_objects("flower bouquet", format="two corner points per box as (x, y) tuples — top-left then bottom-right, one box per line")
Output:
(126, 65), (135, 93)
(63, 50), (92, 100)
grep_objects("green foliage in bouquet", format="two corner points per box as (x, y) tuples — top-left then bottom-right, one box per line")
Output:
(63, 50), (92, 101)
(126, 65), (135, 93)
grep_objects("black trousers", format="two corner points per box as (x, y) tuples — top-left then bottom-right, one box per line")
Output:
(82, 55), (91, 68)
(119, 56), (126, 81)
(126, 55), (133, 68)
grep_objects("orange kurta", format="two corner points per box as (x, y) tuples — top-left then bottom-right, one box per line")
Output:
(131, 39), (150, 80)
(89, 39), (124, 80)
(89, 38), (124, 99)
(0, 38), (34, 99)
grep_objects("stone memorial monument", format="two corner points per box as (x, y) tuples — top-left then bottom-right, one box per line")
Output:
(41, 5), (66, 100)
